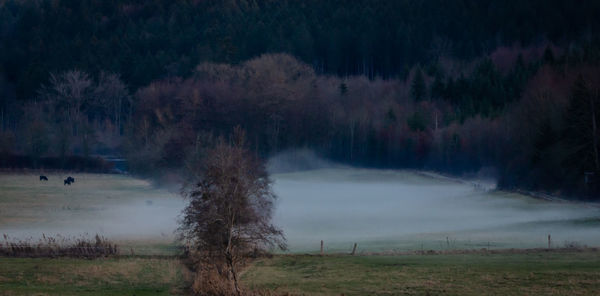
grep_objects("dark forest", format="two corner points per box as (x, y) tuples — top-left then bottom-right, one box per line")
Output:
(1, 0), (600, 199)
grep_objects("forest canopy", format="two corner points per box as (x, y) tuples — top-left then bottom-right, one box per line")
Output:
(1, 0), (600, 199)
(2, 0), (600, 98)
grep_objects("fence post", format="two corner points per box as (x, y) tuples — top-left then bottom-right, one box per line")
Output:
(320, 240), (324, 256)
(548, 234), (551, 249)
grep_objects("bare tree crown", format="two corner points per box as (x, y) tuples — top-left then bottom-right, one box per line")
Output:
(179, 128), (286, 255)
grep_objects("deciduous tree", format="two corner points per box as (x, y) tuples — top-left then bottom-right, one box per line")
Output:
(179, 128), (285, 295)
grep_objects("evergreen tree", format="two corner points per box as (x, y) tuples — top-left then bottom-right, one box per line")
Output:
(563, 75), (600, 176)
(339, 82), (348, 96)
(543, 46), (555, 64)
(430, 74), (445, 100)
(411, 68), (426, 102)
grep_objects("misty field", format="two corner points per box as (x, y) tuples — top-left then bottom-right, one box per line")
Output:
(0, 173), (184, 255)
(272, 168), (600, 252)
(2, 171), (600, 295)
(1, 169), (600, 254)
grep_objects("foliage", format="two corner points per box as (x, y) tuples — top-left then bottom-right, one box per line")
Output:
(1, 0), (600, 99)
(410, 68), (426, 102)
(0, 1), (600, 198)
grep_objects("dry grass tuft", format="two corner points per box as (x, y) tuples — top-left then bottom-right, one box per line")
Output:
(0, 233), (118, 258)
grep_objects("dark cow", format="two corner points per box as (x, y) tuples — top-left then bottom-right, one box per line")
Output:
(39, 175), (48, 181)
(67, 176), (75, 183)
(64, 179), (72, 185)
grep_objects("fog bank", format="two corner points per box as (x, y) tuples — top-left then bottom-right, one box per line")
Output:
(270, 165), (600, 252)
(0, 174), (184, 242)
(2, 160), (599, 253)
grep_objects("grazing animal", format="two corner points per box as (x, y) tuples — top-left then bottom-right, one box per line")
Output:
(39, 175), (48, 181)
(67, 176), (75, 183)
(64, 179), (71, 186)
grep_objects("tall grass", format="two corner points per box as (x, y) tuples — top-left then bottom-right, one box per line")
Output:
(0, 234), (118, 258)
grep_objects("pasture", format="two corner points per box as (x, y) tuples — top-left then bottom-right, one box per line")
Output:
(2, 251), (598, 295)
(1, 171), (600, 295)
(0, 173), (184, 255)
(271, 168), (600, 252)
(0, 257), (188, 295)
(242, 251), (600, 295)
(2, 170), (600, 254)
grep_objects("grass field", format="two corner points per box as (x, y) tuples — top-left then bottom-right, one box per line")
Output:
(0, 173), (184, 255)
(2, 250), (599, 295)
(0, 257), (189, 295)
(2, 171), (599, 254)
(271, 168), (600, 252)
(2, 171), (600, 295)
(241, 251), (600, 295)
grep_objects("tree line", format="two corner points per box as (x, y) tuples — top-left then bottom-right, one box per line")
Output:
(2, 49), (599, 198)
(1, 0), (600, 99)
(1, 0), (600, 199)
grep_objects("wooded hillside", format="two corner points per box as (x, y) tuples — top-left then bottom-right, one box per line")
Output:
(1, 0), (600, 199)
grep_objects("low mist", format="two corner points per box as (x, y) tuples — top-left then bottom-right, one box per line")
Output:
(0, 174), (185, 243)
(267, 149), (344, 174)
(2, 155), (599, 253)
(2, 200), (184, 241)
(269, 151), (600, 252)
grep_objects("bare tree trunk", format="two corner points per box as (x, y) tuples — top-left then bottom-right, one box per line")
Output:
(269, 114), (281, 153)
(116, 97), (122, 135)
(143, 118), (149, 145)
(226, 253), (241, 296)
(226, 206), (241, 296)
(349, 123), (354, 160)
(591, 91), (599, 171)
(128, 98), (133, 126)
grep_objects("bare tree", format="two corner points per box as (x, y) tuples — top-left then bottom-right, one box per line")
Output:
(38, 70), (93, 137)
(21, 104), (50, 163)
(179, 128), (285, 296)
(93, 72), (130, 134)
